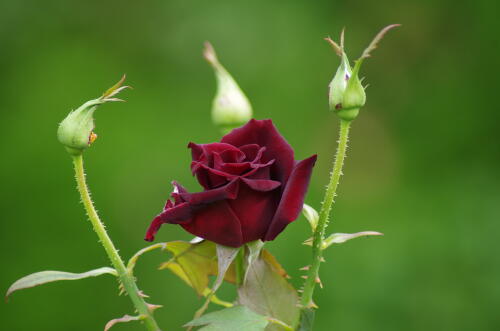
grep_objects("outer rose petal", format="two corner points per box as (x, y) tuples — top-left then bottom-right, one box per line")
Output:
(227, 185), (280, 243)
(221, 119), (295, 184)
(263, 155), (317, 241)
(181, 200), (243, 247)
(145, 216), (164, 241)
(179, 180), (239, 204)
(145, 180), (239, 242)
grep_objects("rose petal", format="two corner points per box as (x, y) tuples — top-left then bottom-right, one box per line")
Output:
(241, 178), (281, 192)
(145, 197), (194, 242)
(188, 142), (242, 166)
(179, 180), (239, 205)
(213, 152), (252, 175)
(156, 202), (192, 224)
(171, 181), (189, 204)
(227, 185), (279, 244)
(263, 155), (317, 241)
(181, 201), (243, 247)
(145, 215), (164, 241)
(219, 148), (246, 163)
(221, 119), (295, 184)
(191, 161), (236, 188)
(238, 144), (260, 161)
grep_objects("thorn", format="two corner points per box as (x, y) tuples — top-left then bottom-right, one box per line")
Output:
(340, 27), (345, 50)
(300, 265), (310, 271)
(315, 277), (324, 289)
(320, 257), (326, 262)
(118, 284), (125, 296)
(301, 275), (308, 279)
(138, 290), (149, 298)
(147, 303), (163, 312)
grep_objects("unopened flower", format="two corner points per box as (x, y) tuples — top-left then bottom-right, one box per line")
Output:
(326, 25), (400, 121)
(145, 119), (317, 247)
(57, 75), (130, 155)
(204, 42), (253, 133)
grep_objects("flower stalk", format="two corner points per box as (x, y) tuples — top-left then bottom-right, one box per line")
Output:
(72, 154), (161, 331)
(299, 119), (351, 315)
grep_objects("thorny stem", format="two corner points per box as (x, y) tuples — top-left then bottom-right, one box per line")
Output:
(299, 119), (351, 316)
(72, 154), (162, 331)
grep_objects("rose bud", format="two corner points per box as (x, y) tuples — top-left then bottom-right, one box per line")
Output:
(326, 24), (400, 121)
(204, 42), (253, 133)
(57, 75), (129, 155)
(146, 119), (317, 247)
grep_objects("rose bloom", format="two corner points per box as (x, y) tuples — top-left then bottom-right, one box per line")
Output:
(145, 119), (317, 247)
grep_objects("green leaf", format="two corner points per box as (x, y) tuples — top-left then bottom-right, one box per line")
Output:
(323, 231), (383, 246)
(298, 309), (315, 331)
(6, 267), (117, 300)
(159, 240), (236, 296)
(192, 244), (240, 321)
(302, 204), (319, 232)
(104, 314), (144, 331)
(238, 250), (299, 330)
(303, 231), (383, 249)
(185, 305), (268, 331)
(244, 240), (265, 283)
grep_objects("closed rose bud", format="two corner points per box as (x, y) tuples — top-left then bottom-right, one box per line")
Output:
(145, 119), (317, 247)
(328, 51), (352, 111)
(326, 24), (400, 121)
(204, 42), (253, 133)
(337, 60), (366, 121)
(57, 76), (129, 155)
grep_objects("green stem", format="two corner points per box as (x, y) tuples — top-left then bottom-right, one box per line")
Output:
(72, 154), (162, 331)
(300, 119), (351, 309)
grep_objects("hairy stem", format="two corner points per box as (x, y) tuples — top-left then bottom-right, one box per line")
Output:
(72, 154), (161, 331)
(300, 119), (351, 311)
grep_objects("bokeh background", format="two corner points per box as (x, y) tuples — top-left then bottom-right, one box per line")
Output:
(1, 0), (499, 330)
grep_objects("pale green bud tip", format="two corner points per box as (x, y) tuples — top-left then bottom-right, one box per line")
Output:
(204, 42), (253, 132)
(57, 75), (130, 155)
(326, 24), (400, 121)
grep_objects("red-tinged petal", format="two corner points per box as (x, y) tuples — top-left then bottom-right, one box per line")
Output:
(241, 178), (281, 192)
(219, 148), (246, 163)
(238, 144), (261, 161)
(145, 200), (194, 241)
(227, 185), (280, 243)
(164, 199), (173, 209)
(221, 119), (295, 183)
(156, 202), (192, 224)
(191, 161), (236, 188)
(145, 215), (164, 241)
(179, 180), (239, 205)
(188, 142), (241, 166)
(213, 152), (252, 175)
(263, 155), (317, 241)
(181, 201), (243, 247)
(243, 159), (275, 179)
(171, 181), (189, 204)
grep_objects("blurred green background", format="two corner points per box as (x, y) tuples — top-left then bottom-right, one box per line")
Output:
(1, 0), (499, 330)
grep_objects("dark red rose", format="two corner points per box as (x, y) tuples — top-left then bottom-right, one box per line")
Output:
(145, 119), (317, 247)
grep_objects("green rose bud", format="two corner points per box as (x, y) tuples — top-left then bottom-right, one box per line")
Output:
(326, 24), (400, 121)
(204, 42), (253, 133)
(57, 75), (129, 155)
(337, 60), (366, 121)
(328, 51), (352, 111)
